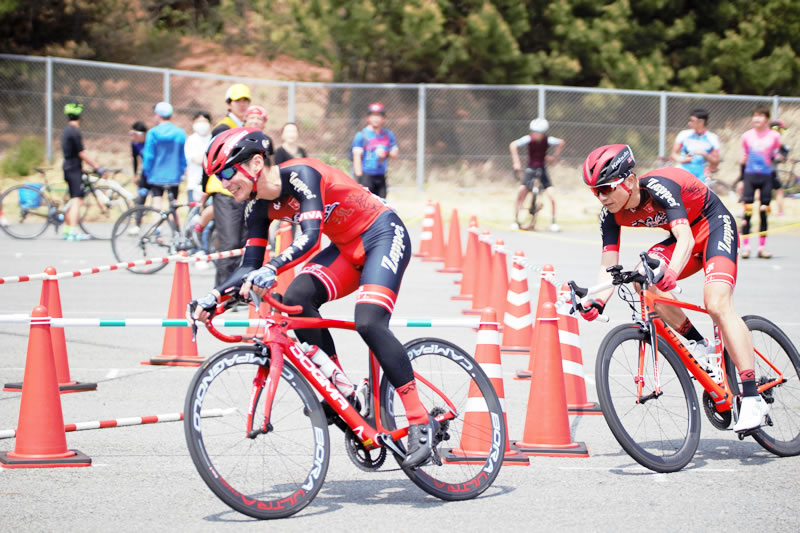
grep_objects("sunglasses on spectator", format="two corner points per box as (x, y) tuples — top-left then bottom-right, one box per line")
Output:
(590, 178), (626, 197)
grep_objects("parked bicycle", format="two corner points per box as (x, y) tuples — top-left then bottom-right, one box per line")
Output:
(568, 252), (800, 473)
(0, 167), (133, 240)
(775, 157), (800, 192)
(184, 291), (505, 519)
(513, 168), (544, 231)
(111, 194), (217, 274)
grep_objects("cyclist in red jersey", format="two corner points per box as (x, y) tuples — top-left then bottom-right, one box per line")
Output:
(190, 127), (436, 468)
(579, 144), (768, 432)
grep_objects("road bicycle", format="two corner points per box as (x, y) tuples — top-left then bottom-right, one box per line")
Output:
(0, 167), (133, 240)
(774, 157), (800, 192)
(513, 168), (544, 231)
(184, 291), (505, 519)
(567, 252), (800, 473)
(110, 195), (217, 274)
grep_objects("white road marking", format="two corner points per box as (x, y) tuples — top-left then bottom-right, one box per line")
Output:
(105, 369), (119, 379)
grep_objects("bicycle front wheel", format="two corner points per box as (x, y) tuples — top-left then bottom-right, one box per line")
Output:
(742, 315), (800, 456)
(79, 185), (131, 240)
(380, 338), (505, 501)
(184, 346), (330, 520)
(111, 206), (174, 274)
(596, 324), (701, 473)
(0, 184), (53, 239)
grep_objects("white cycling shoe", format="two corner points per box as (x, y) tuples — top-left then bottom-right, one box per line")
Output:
(688, 339), (723, 383)
(733, 395), (770, 432)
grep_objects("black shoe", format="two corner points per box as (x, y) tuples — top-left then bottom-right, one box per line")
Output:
(402, 417), (440, 469)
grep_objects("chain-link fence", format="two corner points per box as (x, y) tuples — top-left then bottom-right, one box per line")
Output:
(2, 53), (799, 190)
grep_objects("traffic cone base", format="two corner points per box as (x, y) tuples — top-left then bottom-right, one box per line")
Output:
(513, 440), (589, 457)
(513, 369), (532, 380)
(3, 381), (97, 394)
(443, 443), (530, 465)
(0, 449), (91, 468)
(143, 356), (206, 367)
(568, 404), (603, 416)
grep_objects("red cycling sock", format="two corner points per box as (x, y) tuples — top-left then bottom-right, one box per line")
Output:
(396, 380), (429, 425)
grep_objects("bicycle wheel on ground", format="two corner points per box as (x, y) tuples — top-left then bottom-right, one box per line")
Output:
(184, 346), (330, 520)
(380, 338), (505, 501)
(78, 185), (131, 240)
(595, 324), (701, 473)
(111, 206), (174, 274)
(0, 184), (53, 239)
(741, 315), (800, 456)
(515, 189), (541, 231)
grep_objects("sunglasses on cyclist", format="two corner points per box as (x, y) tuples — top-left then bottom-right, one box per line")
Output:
(591, 178), (626, 197)
(218, 166), (238, 180)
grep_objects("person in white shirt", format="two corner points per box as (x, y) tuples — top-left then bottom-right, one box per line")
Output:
(184, 111), (212, 204)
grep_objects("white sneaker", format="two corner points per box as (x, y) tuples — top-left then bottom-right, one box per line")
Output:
(549, 223), (560, 232)
(688, 339), (723, 383)
(733, 395), (769, 432)
(127, 225), (140, 236)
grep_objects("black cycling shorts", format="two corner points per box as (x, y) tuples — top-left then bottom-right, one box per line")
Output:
(63, 167), (84, 199)
(523, 167), (551, 191)
(742, 172), (773, 205)
(149, 185), (180, 200)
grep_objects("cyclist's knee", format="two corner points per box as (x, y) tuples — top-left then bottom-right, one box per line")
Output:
(703, 283), (733, 321)
(284, 274), (327, 313)
(354, 302), (391, 339)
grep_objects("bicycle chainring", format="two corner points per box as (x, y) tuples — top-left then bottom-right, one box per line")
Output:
(758, 376), (776, 404)
(344, 428), (386, 472)
(702, 390), (732, 430)
(430, 406), (450, 445)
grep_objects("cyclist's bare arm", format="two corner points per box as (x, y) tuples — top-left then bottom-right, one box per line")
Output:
(594, 250), (619, 304)
(509, 141), (522, 172)
(78, 150), (100, 171)
(661, 223), (694, 279)
(705, 148), (720, 167)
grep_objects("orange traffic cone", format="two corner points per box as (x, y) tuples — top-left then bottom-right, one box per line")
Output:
(515, 264), (557, 379)
(444, 308), (528, 465)
(146, 252), (204, 366)
(557, 283), (602, 415)
(4, 266), (96, 394)
(0, 306), (91, 468)
(513, 302), (588, 457)
(423, 202), (446, 262)
(452, 216), (478, 300)
(463, 231), (492, 315)
(274, 221), (296, 295)
(501, 251), (533, 354)
(489, 240), (508, 328)
(437, 209), (462, 273)
(413, 200), (435, 258)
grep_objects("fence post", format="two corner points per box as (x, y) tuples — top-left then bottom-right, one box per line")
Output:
(538, 85), (545, 118)
(288, 81), (296, 122)
(659, 92), (667, 159)
(45, 56), (53, 163)
(416, 84), (426, 192)
(163, 70), (171, 104)
(773, 95), (780, 119)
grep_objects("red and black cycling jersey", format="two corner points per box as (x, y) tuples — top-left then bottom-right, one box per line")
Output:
(600, 167), (710, 253)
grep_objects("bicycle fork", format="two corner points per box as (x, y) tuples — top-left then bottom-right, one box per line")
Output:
(636, 322), (663, 405)
(247, 344), (284, 439)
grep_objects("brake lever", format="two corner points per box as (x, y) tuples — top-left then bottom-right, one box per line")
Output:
(186, 302), (199, 342)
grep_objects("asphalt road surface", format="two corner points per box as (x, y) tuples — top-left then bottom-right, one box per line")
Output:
(1, 223), (799, 531)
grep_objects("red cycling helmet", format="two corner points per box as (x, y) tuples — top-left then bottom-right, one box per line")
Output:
(204, 127), (271, 197)
(368, 102), (385, 115)
(582, 144), (636, 187)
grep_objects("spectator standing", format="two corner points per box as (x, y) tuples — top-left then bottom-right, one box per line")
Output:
(243, 106), (276, 163)
(769, 119), (790, 216)
(670, 108), (720, 183)
(274, 122), (307, 165)
(60, 102), (103, 241)
(739, 106), (782, 259)
(351, 102), (398, 198)
(142, 102), (186, 211)
(128, 121), (151, 233)
(184, 111), (212, 204)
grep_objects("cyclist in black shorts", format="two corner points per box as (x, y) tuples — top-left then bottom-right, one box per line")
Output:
(60, 103), (104, 241)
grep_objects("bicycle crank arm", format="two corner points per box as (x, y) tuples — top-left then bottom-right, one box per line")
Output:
(376, 433), (406, 459)
(637, 390), (662, 405)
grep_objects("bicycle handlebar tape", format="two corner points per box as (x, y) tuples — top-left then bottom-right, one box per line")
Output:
(0, 306), (91, 468)
(444, 308), (529, 466)
(489, 240), (509, 329)
(413, 200), (435, 258)
(463, 231), (493, 315)
(513, 302), (589, 458)
(422, 202), (446, 262)
(437, 208), (463, 273)
(501, 251), (533, 354)
(4, 267), (96, 393)
(515, 264), (557, 380)
(146, 252), (204, 366)
(452, 216), (479, 301)
(557, 283), (602, 416)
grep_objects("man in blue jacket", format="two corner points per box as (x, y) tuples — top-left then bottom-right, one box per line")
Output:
(142, 102), (187, 212)
(351, 102), (398, 198)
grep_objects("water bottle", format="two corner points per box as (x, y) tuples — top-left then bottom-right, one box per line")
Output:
(301, 343), (355, 397)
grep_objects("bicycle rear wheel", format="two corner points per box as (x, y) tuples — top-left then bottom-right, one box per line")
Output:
(596, 324), (701, 473)
(741, 315), (800, 456)
(79, 185), (131, 240)
(111, 206), (174, 274)
(184, 346), (330, 519)
(379, 338), (505, 501)
(0, 184), (53, 239)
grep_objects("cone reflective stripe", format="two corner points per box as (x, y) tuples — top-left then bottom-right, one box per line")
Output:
(501, 251), (533, 354)
(4, 266), (96, 394)
(147, 252), (204, 366)
(414, 200), (435, 257)
(274, 221), (296, 295)
(444, 308), (528, 465)
(0, 306), (91, 468)
(462, 231), (492, 315)
(452, 216), (479, 300)
(489, 240), (508, 328)
(437, 209), (463, 273)
(513, 302), (588, 457)
(423, 202), (446, 262)
(558, 284), (602, 415)
(515, 264), (557, 380)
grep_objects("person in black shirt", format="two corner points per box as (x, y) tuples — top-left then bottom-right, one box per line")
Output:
(129, 121), (150, 223)
(61, 103), (102, 241)
(274, 122), (307, 165)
